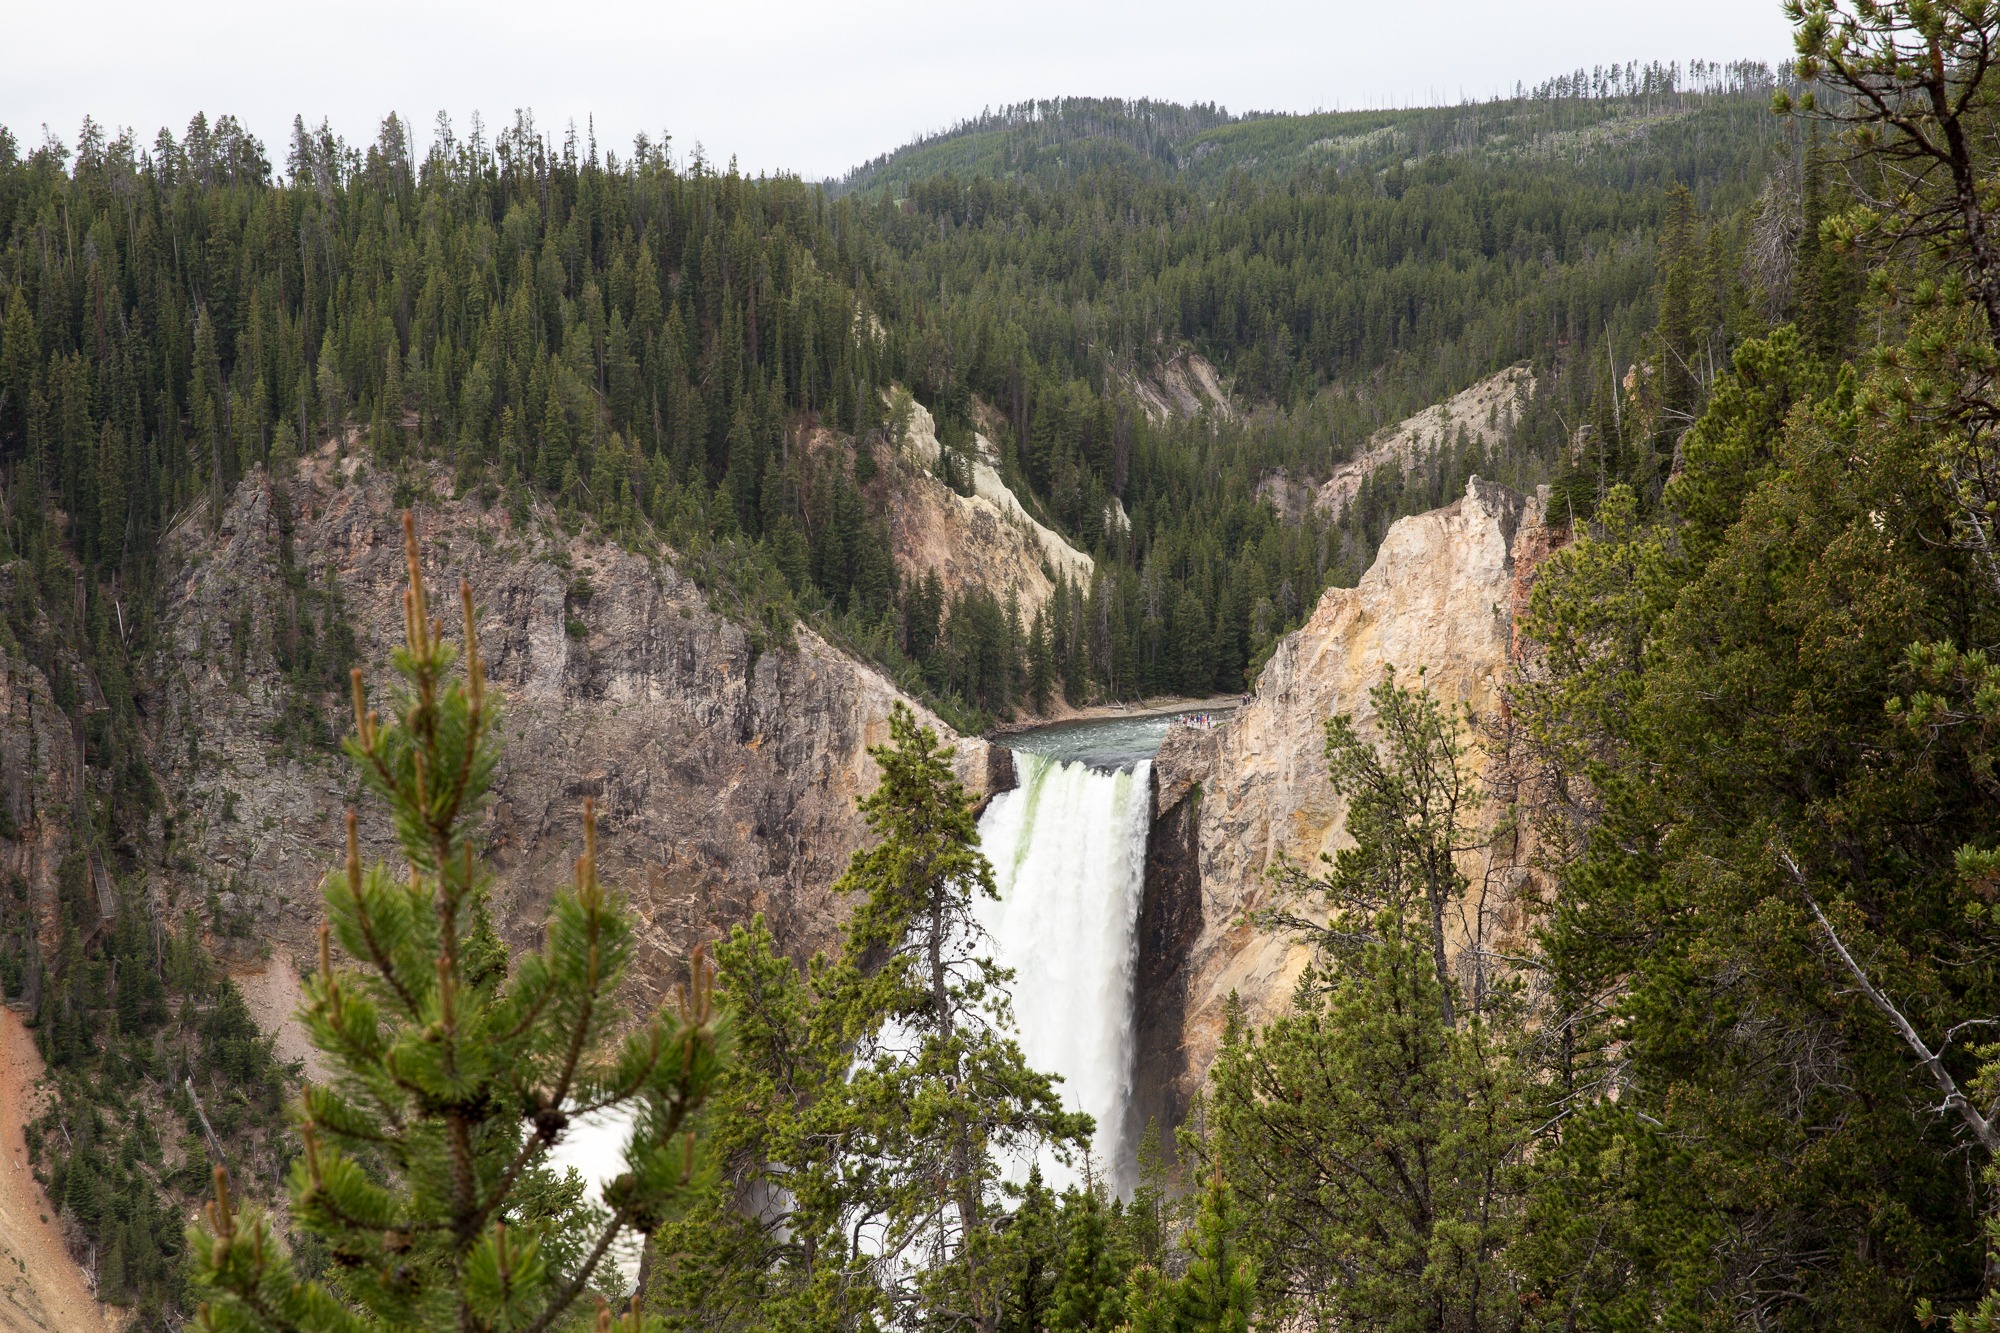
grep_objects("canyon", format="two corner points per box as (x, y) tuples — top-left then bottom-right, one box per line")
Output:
(151, 445), (1000, 1013)
(1133, 476), (1554, 1140)
(150, 453), (1554, 1161)
(0, 432), (1553, 1326)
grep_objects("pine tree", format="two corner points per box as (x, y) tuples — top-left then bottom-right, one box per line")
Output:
(94, 421), (125, 566)
(190, 515), (728, 1333)
(101, 1220), (130, 1305)
(631, 243), (663, 348)
(1199, 670), (1523, 1330)
(814, 704), (1088, 1326)
(0, 287), (37, 449)
(1122, 1121), (1170, 1270)
(996, 1168), (1062, 1333)
(725, 406), (761, 534)
(1121, 1175), (1253, 1333)
(193, 307), (225, 512)
(270, 419), (299, 479)
(1647, 183), (1704, 498)
(1172, 1175), (1255, 1333)
(1026, 608), (1055, 715)
(1051, 1189), (1126, 1332)
(316, 332), (345, 444)
(1794, 129), (1858, 365)
(653, 710), (1092, 1331)
(541, 393), (571, 494)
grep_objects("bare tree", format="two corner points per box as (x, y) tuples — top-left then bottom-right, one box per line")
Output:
(1776, 847), (2000, 1154)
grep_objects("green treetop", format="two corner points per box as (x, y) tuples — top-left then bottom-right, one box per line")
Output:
(190, 514), (728, 1333)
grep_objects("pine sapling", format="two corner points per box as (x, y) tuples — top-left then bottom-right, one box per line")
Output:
(191, 513), (727, 1333)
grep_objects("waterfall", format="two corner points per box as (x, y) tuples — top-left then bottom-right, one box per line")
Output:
(544, 1105), (645, 1286)
(975, 750), (1153, 1195)
(546, 739), (1160, 1244)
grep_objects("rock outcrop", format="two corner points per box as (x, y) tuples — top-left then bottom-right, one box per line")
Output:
(1135, 477), (1551, 1132)
(1120, 350), (1234, 424)
(1313, 366), (1534, 518)
(0, 562), (106, 988)
(0, 639), (77, 975)
(154, 449), (995, 1010)
(888, 399), (1093, 619)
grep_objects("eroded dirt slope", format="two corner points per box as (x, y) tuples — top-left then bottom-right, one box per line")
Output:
(0, 1011), (106, 1333)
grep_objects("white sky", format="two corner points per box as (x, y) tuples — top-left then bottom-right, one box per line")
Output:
(5, 0), (1797, 181)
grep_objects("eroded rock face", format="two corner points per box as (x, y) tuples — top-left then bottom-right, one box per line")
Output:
(1119, 350), (1235, 424)
(0, 568), (88, 981)
(1313, 366), (1535, 519)
(888, 399), (1093, 620)
(1135, 477), (1548, 1132)
(154, 451), (992, 1007)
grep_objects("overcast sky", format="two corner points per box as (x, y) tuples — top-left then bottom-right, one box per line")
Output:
(5, 0), (1797, 181)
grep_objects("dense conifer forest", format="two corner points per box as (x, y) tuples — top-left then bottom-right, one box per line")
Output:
(14, 1), (2000, 1326)
(0, 61), (1789, 736)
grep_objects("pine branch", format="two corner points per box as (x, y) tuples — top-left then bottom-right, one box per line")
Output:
(1777, 846), (2000, 1153)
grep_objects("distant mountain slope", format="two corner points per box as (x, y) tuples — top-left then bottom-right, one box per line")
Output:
(836, 61), (1783, 197)
(836, 98), (1232, 196)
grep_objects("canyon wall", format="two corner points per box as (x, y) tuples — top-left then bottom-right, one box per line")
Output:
(0, 622), (80, 981)
(1134, 476), (1552, 1135)
(153, 449), (996, 1010)
(887, 399), (1093, 619)
(1, 441), (1008, 1327)
(1314, 366), (1534, 518)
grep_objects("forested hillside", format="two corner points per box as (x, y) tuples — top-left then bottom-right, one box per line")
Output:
(1, 19), (1960, 1329)
(0, 63), (1795, 743)
(838, 60), (1773, 195)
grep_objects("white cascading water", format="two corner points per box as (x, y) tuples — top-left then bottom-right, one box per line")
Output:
(544, 1104), (645, 1286)
(974, 750), (1153, 1195)
(546, 730), (1166, 1250)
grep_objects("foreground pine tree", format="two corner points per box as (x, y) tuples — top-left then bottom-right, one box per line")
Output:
(190, 515), (727, 1333)
(817, 704), (1088, 1327)
(1125, 1174), (1254, 1333)
(648, 705), (1086, 1331)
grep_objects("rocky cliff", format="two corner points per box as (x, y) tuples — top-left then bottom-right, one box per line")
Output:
(887, 399), (1093, 619)
(0, 578), (124, 1331)
(153, 448), (997, 1011)
(0, 557), (113, 998)
(1313, 366), (1534, 518)
(0, 631), (78, 978)
(1134, 476), (1551, 1133)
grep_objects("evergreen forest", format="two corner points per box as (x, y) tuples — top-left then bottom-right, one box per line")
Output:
(9, 0), (2000, 1329)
